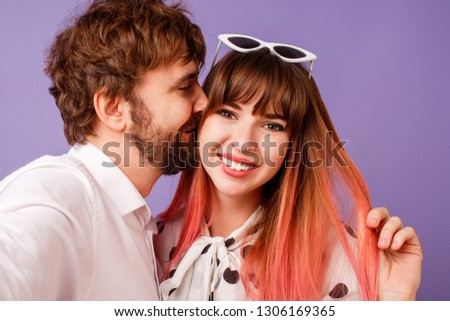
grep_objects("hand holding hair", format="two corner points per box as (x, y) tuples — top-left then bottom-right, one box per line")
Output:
(366, 207), (423, 300)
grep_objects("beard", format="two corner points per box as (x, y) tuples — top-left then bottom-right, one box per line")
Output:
(128, 98), (200, 175)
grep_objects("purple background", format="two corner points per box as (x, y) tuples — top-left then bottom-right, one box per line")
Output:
(1, 0), (449, 300)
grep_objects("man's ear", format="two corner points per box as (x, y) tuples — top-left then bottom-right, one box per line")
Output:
(93, 88), (129, 132)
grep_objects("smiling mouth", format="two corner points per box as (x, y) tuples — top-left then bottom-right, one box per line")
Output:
(218, 154), (257, 172)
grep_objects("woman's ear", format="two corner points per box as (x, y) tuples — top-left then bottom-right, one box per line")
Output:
(93, 88), (129, 132)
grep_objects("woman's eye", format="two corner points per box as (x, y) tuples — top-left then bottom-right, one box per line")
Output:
(218, 109), (236, 119)
(264, 123), (285, 131)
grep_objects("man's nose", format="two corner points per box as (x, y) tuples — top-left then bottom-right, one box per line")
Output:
(193, 84), (208, 114)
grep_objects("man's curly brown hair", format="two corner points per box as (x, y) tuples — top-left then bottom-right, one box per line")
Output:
(45, 0), (205, 145)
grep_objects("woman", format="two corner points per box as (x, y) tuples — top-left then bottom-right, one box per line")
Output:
(155, 35), (422, 300)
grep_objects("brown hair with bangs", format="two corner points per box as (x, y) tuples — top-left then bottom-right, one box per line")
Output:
(44, 0), (206, 145)
(202, 49), (310, 141)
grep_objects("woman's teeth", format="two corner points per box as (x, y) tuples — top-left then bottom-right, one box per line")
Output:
(223, 157), (254, 171)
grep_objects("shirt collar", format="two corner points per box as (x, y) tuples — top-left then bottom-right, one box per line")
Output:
(68, 143), (150, 219)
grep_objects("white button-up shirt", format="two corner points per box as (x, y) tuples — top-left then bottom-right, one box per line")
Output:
(0, 143), (160, 300)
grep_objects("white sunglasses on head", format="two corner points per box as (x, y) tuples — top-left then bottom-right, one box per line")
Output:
(211, 33), (318, 78)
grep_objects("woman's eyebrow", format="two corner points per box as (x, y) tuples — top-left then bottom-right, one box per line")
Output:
(225, 102), (242, 110)
(264, 113), (286, 120)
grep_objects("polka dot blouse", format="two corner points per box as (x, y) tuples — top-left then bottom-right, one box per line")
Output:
(154, 207), (361, 300)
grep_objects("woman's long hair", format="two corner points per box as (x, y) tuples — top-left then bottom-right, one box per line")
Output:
(161, 50), (379, 300)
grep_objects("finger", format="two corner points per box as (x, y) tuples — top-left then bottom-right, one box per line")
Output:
(390, 226), (420, 251)
(366, 207), (390, 229)
(377, 216), (403, 249)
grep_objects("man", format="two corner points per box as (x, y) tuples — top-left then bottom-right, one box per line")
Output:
(0, 0), (207, 300)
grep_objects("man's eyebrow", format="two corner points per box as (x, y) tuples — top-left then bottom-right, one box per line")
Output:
(171, 71), (198, 87)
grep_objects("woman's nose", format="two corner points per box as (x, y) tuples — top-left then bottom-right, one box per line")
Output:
(227, 125), (260, 154)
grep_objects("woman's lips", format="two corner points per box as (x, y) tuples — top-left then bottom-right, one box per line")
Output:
(217, 153), (258, 178)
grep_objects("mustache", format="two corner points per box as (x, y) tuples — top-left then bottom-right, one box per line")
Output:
(179, 112), (202, 134)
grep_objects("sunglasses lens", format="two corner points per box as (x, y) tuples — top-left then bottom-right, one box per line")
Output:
(228, 36), (260, 49)
(273, 46), (306, 59)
